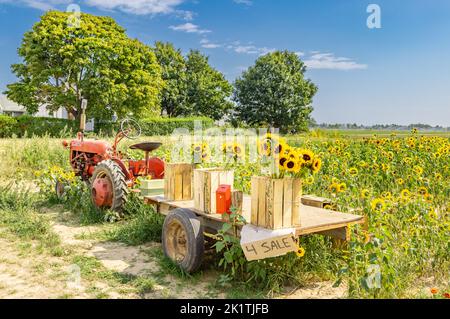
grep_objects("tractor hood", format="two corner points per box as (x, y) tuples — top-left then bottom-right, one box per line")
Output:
(70, 139), (113, 155)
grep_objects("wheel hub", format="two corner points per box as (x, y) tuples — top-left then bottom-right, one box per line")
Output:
(92, 176), (113, 207)
(166, 221), (188, 262)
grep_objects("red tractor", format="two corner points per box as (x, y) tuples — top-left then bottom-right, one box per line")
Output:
(60, 107), (165, 211)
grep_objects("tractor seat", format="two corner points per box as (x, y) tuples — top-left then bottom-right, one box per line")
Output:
(129, 142), (162, 153)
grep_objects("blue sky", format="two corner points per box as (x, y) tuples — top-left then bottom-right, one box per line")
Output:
(0, 0), (449, 126)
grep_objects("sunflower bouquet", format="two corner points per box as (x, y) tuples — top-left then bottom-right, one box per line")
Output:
(257, 133), (322, 178)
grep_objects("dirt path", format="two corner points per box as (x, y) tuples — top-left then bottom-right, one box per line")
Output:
(0, 204), (346, 299)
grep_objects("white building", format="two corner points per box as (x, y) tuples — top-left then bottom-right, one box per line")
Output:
(0, 94), (68, 118)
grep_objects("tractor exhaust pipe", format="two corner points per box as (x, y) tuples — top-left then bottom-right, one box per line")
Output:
(79, 99), (88, 141)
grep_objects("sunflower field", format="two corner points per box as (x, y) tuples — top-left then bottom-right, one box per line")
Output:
(189, 131), (449, 298)
(0, 130), (448, 298)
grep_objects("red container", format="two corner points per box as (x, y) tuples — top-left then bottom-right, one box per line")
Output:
(216, 185), (231, 214)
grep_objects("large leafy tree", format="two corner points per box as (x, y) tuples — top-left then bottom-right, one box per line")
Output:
(233, 51), (317, 133)
(5, 11), (163, 120)
(153, 41), (188, 117)
(185, 50), (233, 120)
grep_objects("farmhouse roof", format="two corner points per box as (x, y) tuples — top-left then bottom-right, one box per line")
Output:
(0, 94), (25, 113)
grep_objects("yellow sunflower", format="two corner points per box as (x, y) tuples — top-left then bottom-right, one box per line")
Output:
(299, 148), (314, 165)
(400, 189), (411, 200)
(360, 189), (370, 199)
(312, 157), (322, 173)
(371, 198), (387, 212)
(296, 246), (305, 258)
(349, 167), (358, 176)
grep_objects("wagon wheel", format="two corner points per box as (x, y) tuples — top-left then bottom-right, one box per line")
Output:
(91, 160), (128, 211)
(162, 209), (204, 273)
(55, 180), (67, 199)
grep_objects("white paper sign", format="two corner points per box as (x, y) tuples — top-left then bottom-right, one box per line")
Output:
(240, 224), (297, 261)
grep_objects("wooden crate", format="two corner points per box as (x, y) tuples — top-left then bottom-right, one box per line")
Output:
(301, 195), (332, 208)
(222, 190), (243, 222)
(164, 163), (194, 201)
(250, 176), (302, 229)
(140, 179), (165, 197)
(193, 168), (234, 214)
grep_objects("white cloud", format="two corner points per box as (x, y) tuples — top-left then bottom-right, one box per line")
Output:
(170, 22), (211, 34)
(1, 0), (190, 16)
(85, 0), (186, 15)
(229, 43), (275, 56)
(233, 0), (252, 5)
(304, 52), (367, 70)
(0, 0), (71, 11)
(200, 39), (221, 49)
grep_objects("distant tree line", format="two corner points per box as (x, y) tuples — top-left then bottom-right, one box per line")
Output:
(312, 123), (450, 131)
(5, 11), (317, 133)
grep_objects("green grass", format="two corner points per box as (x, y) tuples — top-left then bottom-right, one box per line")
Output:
(0, 185), (62, 253)
(70, 254), (157, 296)
(103, 194), (165, 245)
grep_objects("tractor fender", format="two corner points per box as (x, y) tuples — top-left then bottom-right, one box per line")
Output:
(112, 158), (133, 181)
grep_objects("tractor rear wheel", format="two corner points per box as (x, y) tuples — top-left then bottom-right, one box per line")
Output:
(91, 160), (128, 211)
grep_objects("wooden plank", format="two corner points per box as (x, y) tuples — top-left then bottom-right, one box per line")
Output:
(282, 178), (293, 228)
(250, 177), (259, 225)
(174, 166), (183, 201)
(182, 168), (192, 200)
(193, 169), (201, 210)
(209, 171), (219, 214)
(265, 178), (274, 229)
(292, 178), (302, 226)
(144, 194), (365, 238)
(257, 177), (266, 228)
(231, 190), (243, 214)
(301, 195), (332, 208)
(272, 179), (284, 229)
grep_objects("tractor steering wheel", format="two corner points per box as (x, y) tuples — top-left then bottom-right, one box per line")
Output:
(120, 118), (142, 140)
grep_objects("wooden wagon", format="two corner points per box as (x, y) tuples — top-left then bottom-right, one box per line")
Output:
(144, 193), (366, 272)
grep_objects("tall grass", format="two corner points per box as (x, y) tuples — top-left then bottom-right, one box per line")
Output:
(0, 185), (62, 254)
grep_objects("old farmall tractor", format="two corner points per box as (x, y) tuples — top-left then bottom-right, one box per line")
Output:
(60, 102), (165, 211)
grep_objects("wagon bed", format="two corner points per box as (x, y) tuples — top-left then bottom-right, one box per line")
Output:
(144, 194), (366, 239)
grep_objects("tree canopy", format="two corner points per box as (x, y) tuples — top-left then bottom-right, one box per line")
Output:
(233, 51), (317, 133)
(153, 41), (188, 117)
(185, 50), (233, 121)
(5, 11), (163, 120)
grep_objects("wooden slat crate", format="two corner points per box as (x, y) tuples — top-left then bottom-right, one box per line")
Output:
(301, 195), (332, 208)
(140, 179), (165, 197)
(193, 168), (234, 214)
(250, 176), (302, 229)
(164, 163), (194, 201)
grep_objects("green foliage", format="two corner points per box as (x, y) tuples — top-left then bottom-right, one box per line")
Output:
(0, 115), (17, 137)
(0, 185), (61, 251)
(15, 115), (77, 137)
(185, 50), (233, 120)
(153, 42), (188, 117)
(106, 193), (164, 245)
(95, 116), (215, 136)
(233, 50), (318, 133)
(36, 166), (105, 224)
(5, 11), (163, 121)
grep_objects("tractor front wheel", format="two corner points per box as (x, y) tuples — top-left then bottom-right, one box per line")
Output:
(91, 160), (128, 211)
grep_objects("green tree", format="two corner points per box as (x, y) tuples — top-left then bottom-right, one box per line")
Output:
(185, 50), (233, 120)
(233, 51), (317, 133)
(153, 41), (188, 117)
(5, 11), (163, 120)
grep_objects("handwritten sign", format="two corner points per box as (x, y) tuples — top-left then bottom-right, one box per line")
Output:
(240, 225), (297, 261)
